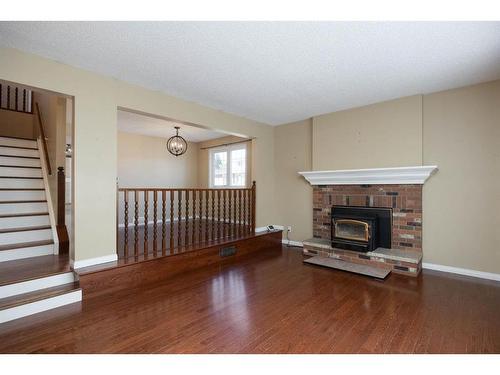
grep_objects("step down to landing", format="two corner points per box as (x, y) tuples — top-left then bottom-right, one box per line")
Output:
(303, 256), (391, 279)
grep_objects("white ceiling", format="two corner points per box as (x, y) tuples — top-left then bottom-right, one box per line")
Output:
(1, 22), (500, 125)
(117, 110), (225, 143)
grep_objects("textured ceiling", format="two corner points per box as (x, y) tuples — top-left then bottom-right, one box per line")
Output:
(1, 22), (500, 125)
(117, 110), (225, 143)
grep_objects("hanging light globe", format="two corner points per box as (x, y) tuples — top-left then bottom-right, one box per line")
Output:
(167, 126), (188, 157)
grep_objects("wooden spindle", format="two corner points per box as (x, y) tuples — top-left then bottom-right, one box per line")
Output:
(124, 190), (129, 258)
(233, 189), (237, 238)
(228, 189), (233, 238)
(198, 190), (202, 244)
(144, 190), (149, 257)
(134, 190), (139, 257)
(237, 189), (241, 237)
(0, 84), (3, 108)
(153, 190), (158, 257)
(170, 190), (174, 252)
(205, 190), (209, 242)
(216, 190), (221, 240)
(178, 190), (182, 251)
(14, 87), (18, 111)
(162, 190), (166, 256)
(243, 189), (247, 235)
(23, 89), (27, 112)
(7, 86), (10, 109)
(211, 190), (215, 241)
(185, 190), (189, 247)
(192, 189), (196, 244)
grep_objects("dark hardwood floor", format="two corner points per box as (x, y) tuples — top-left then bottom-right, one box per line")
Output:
(0, 246), (499, 353)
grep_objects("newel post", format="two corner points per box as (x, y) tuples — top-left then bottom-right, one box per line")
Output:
(56, 166), (69, 254)
(251, 181), (256, 233)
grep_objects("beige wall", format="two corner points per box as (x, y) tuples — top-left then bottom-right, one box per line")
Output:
(312, 95), (423, 170)
(197, 135), (252, 188)
(422, 80), (500, 274)
(273, 81), (500, 275)
(273, 119), (313, 242)
(0, 108), (35, 138)
(118, 131), (198, 188)
(0, 47), (276, 263)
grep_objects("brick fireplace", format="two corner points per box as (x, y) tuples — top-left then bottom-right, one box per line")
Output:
(299, 166), (438, 277)
(313, 184), (422, 253)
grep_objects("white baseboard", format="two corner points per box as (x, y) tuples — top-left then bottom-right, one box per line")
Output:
(71, 253), (118, 269)
(422, 262), (500, 282)
(282, 239), (303, 247)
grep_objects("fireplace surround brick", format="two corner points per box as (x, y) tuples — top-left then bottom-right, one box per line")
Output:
(312, 184), (423, 252)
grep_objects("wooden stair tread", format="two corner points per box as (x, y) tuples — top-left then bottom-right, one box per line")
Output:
(0, 225), (51, 234)
(0, 135), (37, 141)
(0, 200), (47, 204)
(0, 188), (44, 191)
(0, 282), (79, 310)
(0, 254), (69, 286)
(0, 239), (54, 252)
(0, 145), (38, 151)
(0, 165), (41, 169)
(0, 212), (49, 218)
(0, 176), (42, 179)
(303, 256), (391, 279)
(0, 154), (39, 160)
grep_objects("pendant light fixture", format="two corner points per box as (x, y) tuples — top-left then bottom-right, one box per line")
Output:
(167, 126), (188, 157)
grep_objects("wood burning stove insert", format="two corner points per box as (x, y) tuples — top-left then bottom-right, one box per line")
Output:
(331, 206), (392, 252)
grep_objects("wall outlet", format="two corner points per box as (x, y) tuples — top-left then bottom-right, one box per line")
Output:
(287, 226), (292, 232)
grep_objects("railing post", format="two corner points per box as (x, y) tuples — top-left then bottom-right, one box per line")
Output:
(251, 181), (256, 233)
(56, 166), (69, 254)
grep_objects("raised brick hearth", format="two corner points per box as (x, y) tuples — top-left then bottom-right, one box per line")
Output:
(313, 184), (423, 252)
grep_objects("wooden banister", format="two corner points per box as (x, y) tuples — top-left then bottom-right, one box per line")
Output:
(56, 166), (69, 254)
(116, 184), (257, 260)
(34, 102), (52, 175)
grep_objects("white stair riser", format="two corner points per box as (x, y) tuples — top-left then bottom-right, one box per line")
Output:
(0, 289), (82, 323)
(0, 146), (39, 158)
(0, 137), (37, 149)
(0, 272), (75, 299)
(0, 228), (52, 245)
(0, 190), (46, 201)
(0, 202), (48, 215)
(0, 214), (50, 229)
(0, 243), (54, 262)
(0, 166), (42, 178)
(0, 156), (40, 167)
(0, 178), (44, 189)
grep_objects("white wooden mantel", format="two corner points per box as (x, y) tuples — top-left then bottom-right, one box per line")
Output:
(298, 166), (438, 185)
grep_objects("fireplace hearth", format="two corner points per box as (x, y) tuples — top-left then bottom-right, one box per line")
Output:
(331, 206), (392, 252)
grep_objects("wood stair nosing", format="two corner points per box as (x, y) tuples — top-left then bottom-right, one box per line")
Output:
(0, 239), (54, 252)
(0, 154), (40, 160)
(0, 200), (47, 204)
(0, 176), (43, 180)
(0, 225), (52, 234)
(0, 165), (41, 169)
(0, 282), (80, 311)
(0, 145), (38, 151)
(0, 212), (49, 219)
(0, 188), (45, 191)
(0, 135), (37, 142)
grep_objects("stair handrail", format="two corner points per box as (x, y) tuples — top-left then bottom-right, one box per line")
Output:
(34, 102), (52, 175)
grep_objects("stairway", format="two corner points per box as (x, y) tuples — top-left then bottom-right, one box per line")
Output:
(0, 135), (81, 324)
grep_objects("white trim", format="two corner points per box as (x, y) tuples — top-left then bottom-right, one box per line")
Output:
(298, 166), (438, 185)
(0, 272), (75, 299)
(423, 262), (500, 282)
(282, 239), (303, 247)
(37, 138), (59, 254)
(0, 289), (82, 324)
(71, 253), (118, 269)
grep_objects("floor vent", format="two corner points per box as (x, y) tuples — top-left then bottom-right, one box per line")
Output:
(219, 246), (237, 257)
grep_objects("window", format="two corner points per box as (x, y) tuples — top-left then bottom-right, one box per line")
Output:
(209, 144), (247, 187)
